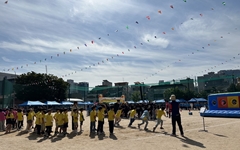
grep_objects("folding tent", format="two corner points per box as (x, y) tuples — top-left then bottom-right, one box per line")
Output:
(126, 100), (135, 104)
(45, 101), (60, 105)
(188, 98), (197, 103)
(19, 101), (46, 106)
(154, 99), (165, 103)
(61, 101), (73, 105)
(196, 98), (207, 102)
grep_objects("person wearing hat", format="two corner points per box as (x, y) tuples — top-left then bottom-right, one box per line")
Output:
(170, 94), (184, 137)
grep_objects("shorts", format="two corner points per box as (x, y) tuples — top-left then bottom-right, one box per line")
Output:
(80, 121), (83, 126)
(27, 120), (33, 124)
(6, 119), (13, 125)
(156, 118), (163, 124)
(63, 122), (68, 128)
(58, 125), (63, 128)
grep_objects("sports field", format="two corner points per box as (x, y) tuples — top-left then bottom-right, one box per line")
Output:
(0, 110), (239, 150)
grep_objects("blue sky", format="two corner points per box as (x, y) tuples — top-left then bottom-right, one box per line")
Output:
(0, 0), (240, 87)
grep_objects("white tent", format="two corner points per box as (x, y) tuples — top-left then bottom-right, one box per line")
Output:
(67, 98), (84, 102)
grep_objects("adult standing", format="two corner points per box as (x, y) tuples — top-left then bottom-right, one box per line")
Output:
(113, 100), (121, 114)
(170, 94), (184, 137)
(71, 102), (78, 130)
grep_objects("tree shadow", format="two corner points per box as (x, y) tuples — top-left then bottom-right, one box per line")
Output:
(109, 134), (118, 140)
(177, 136), (206, 148)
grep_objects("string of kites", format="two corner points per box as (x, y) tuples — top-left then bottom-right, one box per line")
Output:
(2, 0), (230, 82)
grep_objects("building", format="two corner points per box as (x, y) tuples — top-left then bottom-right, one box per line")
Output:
(179, 78), (194, 91)
(0, 72), (17, 80)
(114, 82), (129, 99)
(102, 80), (112, 87)
(78, 82), (89, 101)
(197, 69), (240, 92)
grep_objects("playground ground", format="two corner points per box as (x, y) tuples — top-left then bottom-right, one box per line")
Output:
(0, 110), (239, 150)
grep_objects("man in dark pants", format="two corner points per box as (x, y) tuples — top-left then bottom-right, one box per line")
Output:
(170, 94), (184, 137)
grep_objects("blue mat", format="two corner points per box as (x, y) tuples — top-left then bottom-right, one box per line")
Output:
(200, 110), (240, 118)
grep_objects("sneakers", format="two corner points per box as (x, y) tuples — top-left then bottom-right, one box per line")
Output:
(170, 134), (176, 137)
(160, 127), (164, 129)
(181, 134), (184, 137)
(144, 128), (148, 131)
(153, 127), (156, 132)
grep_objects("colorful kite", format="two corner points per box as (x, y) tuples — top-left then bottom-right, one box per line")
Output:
(91, 41), (94, 44)
(170, 5), (174, 9)
(126, 26), (129, 29)
(183, 0), (186, 2)
(158, 10), (162, 14)
(146, 16), (150, 20)
(84, 44), (87, 47)
(222, 2), (226, 6)
(163, 32), (166, 34)
(5, 1), (8, 4)
(200, 14), (203, 17)
(154, 36), (157, 38)
(136, 21), (139, 24)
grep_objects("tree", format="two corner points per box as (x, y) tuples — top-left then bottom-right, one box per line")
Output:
(14, 71), (69, 102)
(163, 87), (185, 100)
(227, 83), (237, 92)
(131, 91), (140, 102)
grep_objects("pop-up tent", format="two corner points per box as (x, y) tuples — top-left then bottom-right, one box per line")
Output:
(45, 101), (60, 105)
(61, 101), (73, 105)
(154, 99), (165, 103)
(19, 101), (46, 106)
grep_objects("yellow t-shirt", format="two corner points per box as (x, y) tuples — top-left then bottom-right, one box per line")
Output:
(45, 114), (53, 126)
(156, 109), (165, 119)
(108, 110), (115, 121)
(98, 109), (104, 121)
(129, 109), (136, 118)
(35, 113), (43, 125)
(64, 113), (68, 123)
(79, 112), (84, 122)
(57, 113), (64, 125)
(17, 112), (23, 121)
(27, 111), (34, 121)
(90, 110), (96, 122)
(72, 112), (78, 123)
(6, 112), (14, 119)
(54, 112), (59, 120)
(116, 110), (122, 118)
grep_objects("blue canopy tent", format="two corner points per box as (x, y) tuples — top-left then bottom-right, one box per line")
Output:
(77, 101), (85, 105)
(188, 98), (197, 103)
(126, 100), (135, 104)
(195, 98), (207, 102)
(45, 101), (60, 105)
(19, 101), (46, 106)
(137, 100), (149, 103)
(154, 99), (165, 103)
(178, 99), (187, 103)
(61, 101), (73, 105)
(84, 101), (93, 105)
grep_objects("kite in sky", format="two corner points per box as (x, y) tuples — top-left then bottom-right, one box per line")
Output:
(91, 41), (94, 44)
(136, 21), (139, 24)
(183, 0), (187, 2)
(146, 16), (150, 20)
(158, 10), (162, 14)
(5, 1), (8, 4)
(222, 2), (226, 6)
(170, 5), (174, 9)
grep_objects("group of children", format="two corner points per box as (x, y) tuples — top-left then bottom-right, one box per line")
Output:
(0, 104), (167, 137)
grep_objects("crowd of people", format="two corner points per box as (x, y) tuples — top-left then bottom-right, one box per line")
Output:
(0, 94), (184, 137)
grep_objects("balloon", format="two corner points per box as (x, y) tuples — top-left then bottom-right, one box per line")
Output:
(57, 54), (59, 56)
(211, 8), (214, 10)
(107, 34), (110, 36)
(128, 49), (130, 51)
(191, 18), (193, 20)
(147, 40), (150, 42)
(70, 49), (72, 52)
(202, 47), (204, 49)
(91, 41), (94, 44)
(208, 44), (210, 46)
(77, 47), (79, 49)
(200, 14), (203, 17)
(170, 5), (174, 9)
(158, 10), (162, 14)
(45, 58), (47, 61)
(126, 26), (129, 29)
(63, 52), (65, 54)
(136, 21), (139, 24)
(5, 1), (8, 4)
(99, 37), (101, 39)
(146, 16), (150, 20)
(221, 36), (223, 38)
(141, 43), (143, 45)
(122, 52), (124, 54)
(171, 27), (174, 30)
(134, 46), (136, 48)
(222, 2), (226, 6)
(154, 36), (157, 38)
(163, 32), (166, 34)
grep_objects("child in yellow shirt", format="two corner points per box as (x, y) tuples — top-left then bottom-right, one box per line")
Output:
(108, 106), (115, 135)
(90, 106), (96, 133)
(128, 107), (137, 127)
(63, 109), (69, 136)
(115, 107), (123, 126)
(153, 107), (167, 132)
(56, 109), (64, 134)
(79, 108), (85, 132)
(54, 109), (60, 134)
(17, 109), (23, 130)
(45, 109), (53, 137)
(71, 109), (78, 133)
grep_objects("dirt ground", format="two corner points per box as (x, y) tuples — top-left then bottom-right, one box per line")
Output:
(0, 110), (240, 150)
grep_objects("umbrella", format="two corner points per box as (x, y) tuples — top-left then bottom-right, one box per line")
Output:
(45, 101), (60, 105)
(19, 101), (46, 106)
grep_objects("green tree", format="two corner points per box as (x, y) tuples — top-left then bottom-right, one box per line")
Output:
(163, 87), (185, 100)
(14, 71), (69, 102)
(131, 91), (140, 102)
(227, 83), (237, 92)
